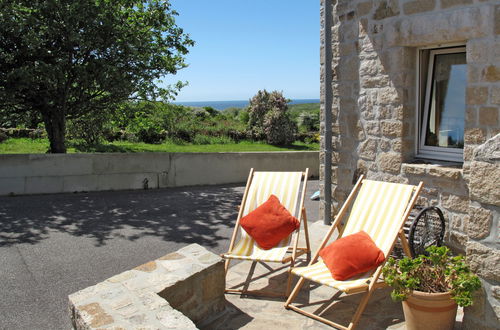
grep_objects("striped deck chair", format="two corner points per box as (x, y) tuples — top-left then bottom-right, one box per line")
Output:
(222, 168), (311, 297)
(285, 175), (423, 329)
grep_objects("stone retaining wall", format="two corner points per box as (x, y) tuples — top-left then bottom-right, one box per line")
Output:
(0, 151), (319, 196)
(69, 244), (225, 329)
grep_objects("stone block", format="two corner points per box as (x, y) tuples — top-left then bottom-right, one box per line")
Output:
(359, 59), (380, 77)
(467, 64), (482, 84)
(469, 161), (500, 206)
(467, 86), (489, 105)
(377, 87), (400, 105)
(467, 39), (489, 64)
(464, 128), (486, 145)
(493, 86), (500, 105)
(107, 271), (136, 284)
(472, 133), (500, 163)
(466, 241), (500, 282)
(381, 121), (402, 137)
(481, 65), (500, 83)
(357, 1), (373, 17)
(78, 302), (114, 328)
(365, 121), (380, 136)
(464, 145), (475, 162)
(403, 0), (435, 15)
(373, 0), (400, 20)
(134, 261), (158, 273)
(378, 152), (402, 173)
(388, 6), (490, 47)
(466, 207), (493, 240)
(431, 177), (465, 192)
(449, 230), (468, 251)
(379, 139), (391, 151)
(427, 166), (461, 180)
(402, 163), (426, 176)
(466, 105), (478, 125)
(359, 138), (378, 160)
(441, 192), (470, 213)
(479, 107), (499, 126)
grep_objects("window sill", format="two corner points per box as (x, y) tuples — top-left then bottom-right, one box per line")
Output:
(402, 160), (463, 180)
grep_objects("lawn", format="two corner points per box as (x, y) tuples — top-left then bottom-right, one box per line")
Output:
(0, 138), (319, 154)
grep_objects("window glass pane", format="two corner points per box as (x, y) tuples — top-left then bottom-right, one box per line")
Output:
(425, 52), (466, 149)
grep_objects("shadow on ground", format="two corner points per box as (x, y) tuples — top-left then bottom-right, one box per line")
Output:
(0, 184), (242, 247)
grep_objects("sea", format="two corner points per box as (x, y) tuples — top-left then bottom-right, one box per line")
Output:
(173, 98), (320, 111)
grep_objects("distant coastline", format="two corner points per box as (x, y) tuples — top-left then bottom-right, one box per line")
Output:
(173, 98), (320, 110)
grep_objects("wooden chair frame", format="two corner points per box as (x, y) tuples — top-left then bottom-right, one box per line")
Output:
(222, 168), (312, 298)
(284, 176), (423, 329)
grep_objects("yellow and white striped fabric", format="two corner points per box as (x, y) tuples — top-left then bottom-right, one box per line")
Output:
(225, 171), (303, 263)
(292, 180), (415, 293)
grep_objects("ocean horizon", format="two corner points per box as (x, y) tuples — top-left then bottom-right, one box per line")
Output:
(173, 98), (320, 110)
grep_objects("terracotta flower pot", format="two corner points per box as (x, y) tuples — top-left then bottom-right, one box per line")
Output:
(402, 290), (458, 330)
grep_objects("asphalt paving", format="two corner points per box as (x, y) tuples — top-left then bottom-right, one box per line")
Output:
(0, 180), (319, 330)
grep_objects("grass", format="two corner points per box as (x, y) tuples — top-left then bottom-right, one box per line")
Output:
(288, 102), (320, 113)
(0, 138), (319, 154)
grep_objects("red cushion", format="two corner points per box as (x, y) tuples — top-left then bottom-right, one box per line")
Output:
(319, 231), (385, 281)
(240, 195), (300, 250)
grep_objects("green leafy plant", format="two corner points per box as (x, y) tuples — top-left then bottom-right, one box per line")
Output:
(382, 246), (481, 307)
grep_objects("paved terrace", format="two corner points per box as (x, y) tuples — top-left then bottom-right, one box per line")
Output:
(0, 180), (463, 329)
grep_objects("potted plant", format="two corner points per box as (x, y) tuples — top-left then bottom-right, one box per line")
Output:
(382, 246), (481, 330)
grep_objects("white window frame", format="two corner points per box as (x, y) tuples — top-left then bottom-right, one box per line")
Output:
(416, 46), (466, 162)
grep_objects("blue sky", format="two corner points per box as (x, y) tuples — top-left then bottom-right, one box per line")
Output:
(166, 0), (320, 102)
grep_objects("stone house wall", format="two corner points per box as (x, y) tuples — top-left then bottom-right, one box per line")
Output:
(319, 0), (499, 328)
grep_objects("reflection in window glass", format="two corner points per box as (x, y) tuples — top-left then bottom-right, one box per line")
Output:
(424, 52), (466, 149)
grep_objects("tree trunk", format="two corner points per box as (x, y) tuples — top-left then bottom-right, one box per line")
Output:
(42, 111), (67, 153)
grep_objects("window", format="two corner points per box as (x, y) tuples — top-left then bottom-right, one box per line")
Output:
(418, 47), (466, 162)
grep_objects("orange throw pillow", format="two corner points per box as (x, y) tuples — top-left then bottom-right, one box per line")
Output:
(240, 195), (300, 250)
(319, 231), (385, 281)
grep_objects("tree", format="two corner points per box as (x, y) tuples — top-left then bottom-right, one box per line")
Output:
(0, 0), (193, 153)
(247, 90), (297, 145)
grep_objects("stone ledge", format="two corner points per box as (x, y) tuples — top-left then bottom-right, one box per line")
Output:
(69, 244), (225, 329)
(402, 162), (463, 179)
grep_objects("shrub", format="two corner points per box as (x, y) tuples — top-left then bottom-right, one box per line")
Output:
(239, 109), (250, 124)
(263, 107), (297, 145)
(0, 130), (7, 143)
(67, 110), (114, 145)
(247, 90), (296, 145)
(136, 128), (167, 144)
(296, 132), (319, 144)
(298, 111), (319, 132)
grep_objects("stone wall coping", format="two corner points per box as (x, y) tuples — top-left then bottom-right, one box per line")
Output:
(401, 162), (463, 180)
(69, 243), (224, 329)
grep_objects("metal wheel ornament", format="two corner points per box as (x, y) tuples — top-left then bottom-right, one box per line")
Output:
(409, 206), (445, 257)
